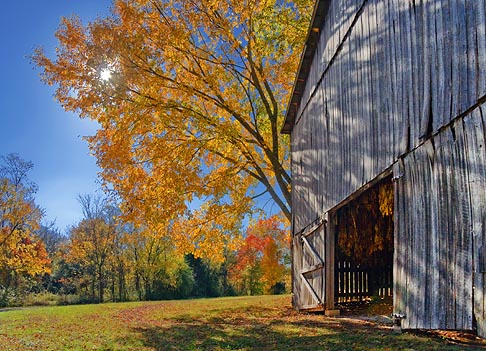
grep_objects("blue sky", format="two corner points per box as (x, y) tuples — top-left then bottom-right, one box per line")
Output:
(0, 1), (112, 232)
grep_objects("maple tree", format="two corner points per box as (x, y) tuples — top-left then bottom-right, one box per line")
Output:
(229, 233), (264, 294)
(33, 0), (313, 257)
(261, 236), (286, 292)
(229, 215), (288, 294)
(0, 154), (50, 305)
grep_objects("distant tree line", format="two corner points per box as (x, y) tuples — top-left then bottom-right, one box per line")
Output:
(0, 154), (289, 307)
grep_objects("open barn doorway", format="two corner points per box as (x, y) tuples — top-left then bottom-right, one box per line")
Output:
(333, 176), (394, 314)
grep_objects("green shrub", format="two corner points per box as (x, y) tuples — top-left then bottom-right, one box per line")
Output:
(22, 292), (59, 306)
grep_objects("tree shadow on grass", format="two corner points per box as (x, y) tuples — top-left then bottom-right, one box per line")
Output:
(119, 305), (477, 351)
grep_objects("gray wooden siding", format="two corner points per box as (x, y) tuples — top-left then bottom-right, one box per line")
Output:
(290, 0), (486, 335)
(292, 0), (486, 233)
(394, 104), (486, 331)
(299, 0), (366, 107)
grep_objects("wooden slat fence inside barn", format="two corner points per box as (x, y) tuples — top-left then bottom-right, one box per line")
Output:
(336, 260), (393, 302)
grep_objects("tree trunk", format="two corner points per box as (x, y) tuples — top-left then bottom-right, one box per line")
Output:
(98, 265), (104, 303)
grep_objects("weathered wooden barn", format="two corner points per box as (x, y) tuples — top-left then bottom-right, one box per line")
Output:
(282, 0), (486, 337)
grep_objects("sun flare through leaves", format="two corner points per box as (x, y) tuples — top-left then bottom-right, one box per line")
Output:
(33, 0), (313, 260)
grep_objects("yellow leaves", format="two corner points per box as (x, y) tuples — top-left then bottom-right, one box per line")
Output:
(67, 218), (115, 265)
(379, 182), (393, 217)
(261, 237), (285, 293)
(56, 16), (87, 50)
(0, 177), (50, 278)
(33, 0), (313, 261)
(173, 200), (245, 263)
(5, 237), (51, 276)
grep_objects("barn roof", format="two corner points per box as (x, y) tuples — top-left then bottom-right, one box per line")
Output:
(281, 0), (330, 134)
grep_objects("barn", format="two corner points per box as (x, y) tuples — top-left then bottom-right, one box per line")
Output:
(282, 0), (486, 336)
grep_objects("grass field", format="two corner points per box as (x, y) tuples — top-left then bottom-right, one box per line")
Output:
(0, 294), (483, 350)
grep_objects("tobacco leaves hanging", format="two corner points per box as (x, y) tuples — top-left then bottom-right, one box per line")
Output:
(336, 180), (393, 264)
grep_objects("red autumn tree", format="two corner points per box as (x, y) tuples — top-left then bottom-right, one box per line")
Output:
(230, 215), (288, 295)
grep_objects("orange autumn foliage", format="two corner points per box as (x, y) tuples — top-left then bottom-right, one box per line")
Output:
(33, 0), (313, 260)
(230, 215), (288, 294)
(0, 174), (50, 283)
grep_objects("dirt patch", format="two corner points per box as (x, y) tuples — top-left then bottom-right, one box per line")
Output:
(338, 296), (393, 318)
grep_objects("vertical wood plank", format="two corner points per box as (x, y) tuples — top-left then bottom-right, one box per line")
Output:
(399, 0), (412, 152)
(393, 161), (404, 318)
(364, 8), (371, 183)
(450, 0), (460, 118)
(419, 0), (432, 139)
(434, 132), (446, 327)
(368, 0), (378, 177)
(465, 1), (478, 105)
(456, 1), (469, 113)
(325, 213), (335, 310)
(453, 119), (473, 330)
(409, 0), (420, 133)
(403, 155), (413, 329)
(433, 0), (446, 132)
(465, 106), (486, 337)
(388, 0), (398, 155)
(477, 1), (486, 98)
(429, 134), (440, 330)
(381, 0), (394, 161)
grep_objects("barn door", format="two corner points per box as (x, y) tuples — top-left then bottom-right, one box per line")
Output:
(297, 218), (326, 311)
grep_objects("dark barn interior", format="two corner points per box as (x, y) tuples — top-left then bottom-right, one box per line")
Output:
(334, 177), (394, 305)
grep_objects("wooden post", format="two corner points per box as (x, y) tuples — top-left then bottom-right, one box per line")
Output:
(325, 212), (340, 315)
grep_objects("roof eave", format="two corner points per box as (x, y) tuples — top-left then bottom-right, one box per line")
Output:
(281, 0), (331, 134)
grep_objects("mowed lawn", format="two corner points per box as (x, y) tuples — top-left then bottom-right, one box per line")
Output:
(0, 295), (483, 350)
